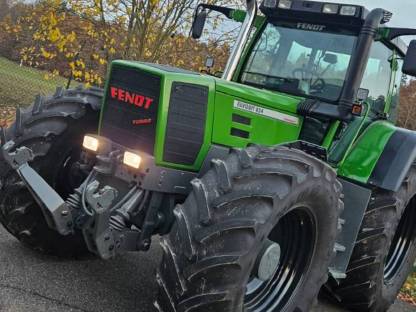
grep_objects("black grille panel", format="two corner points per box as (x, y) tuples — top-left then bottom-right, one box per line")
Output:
(163, 82), (209, 165)
(100, 66), (161, 154)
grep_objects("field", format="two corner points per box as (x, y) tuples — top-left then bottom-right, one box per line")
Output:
(0, 57), (66, 122)
(0, 56), (415, 306)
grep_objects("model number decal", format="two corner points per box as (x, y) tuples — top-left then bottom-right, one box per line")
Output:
(233, 101), (299, 126)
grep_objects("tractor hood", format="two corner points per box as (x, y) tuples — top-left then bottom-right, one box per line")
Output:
(214, 78), (302, 115)
(99, 61), (304, 171)
(211, 78), (304, 151)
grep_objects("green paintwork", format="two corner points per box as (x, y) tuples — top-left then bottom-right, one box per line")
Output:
(337, 121), (396, 183)
(212, 80), (303, 148)
(322, 121), (340, 149)
(215, 79), (301, 114)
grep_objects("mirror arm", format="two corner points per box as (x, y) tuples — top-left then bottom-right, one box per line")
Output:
(386, 27), (416, 40)
(196, 4), (234, 19)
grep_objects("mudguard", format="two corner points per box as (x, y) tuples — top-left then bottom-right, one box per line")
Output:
(338, 120), (416, 192)
(368, 127), (416, 191)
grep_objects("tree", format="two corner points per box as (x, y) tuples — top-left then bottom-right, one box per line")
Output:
(398, 80), (416, 130)
(0, 0), (9, 21)
(0, 0), (242, 85)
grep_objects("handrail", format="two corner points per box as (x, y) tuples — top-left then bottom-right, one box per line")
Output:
(222, 0), (258, 81)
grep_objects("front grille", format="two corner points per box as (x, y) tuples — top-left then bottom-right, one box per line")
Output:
(100, 66), (161, 154)
(163, 82), (209, 165)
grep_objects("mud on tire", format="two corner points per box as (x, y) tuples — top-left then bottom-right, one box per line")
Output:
(156, 145), (343, 312)
(0, 86), (103, 257)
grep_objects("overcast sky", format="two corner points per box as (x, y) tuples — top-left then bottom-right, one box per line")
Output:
(310, 0), (416, 43)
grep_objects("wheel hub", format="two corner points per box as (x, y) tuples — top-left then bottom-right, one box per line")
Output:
(256, 240), (281, 281)
(244, 208), (317, 311)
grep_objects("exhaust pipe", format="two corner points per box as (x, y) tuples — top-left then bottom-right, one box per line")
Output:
(223, 0), (258, 81)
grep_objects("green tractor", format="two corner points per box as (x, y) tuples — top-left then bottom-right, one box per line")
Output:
(1, 0), (416, 311)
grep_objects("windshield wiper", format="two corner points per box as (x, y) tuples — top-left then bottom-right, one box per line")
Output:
(242, 71), (296, 83)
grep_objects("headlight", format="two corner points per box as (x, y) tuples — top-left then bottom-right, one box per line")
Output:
(340, 5), (357, 16)
(123, 151), (142, 169)
(278, 0), (292, 9)
(323, 4), (339, 14)
(83, 135), (99, 152)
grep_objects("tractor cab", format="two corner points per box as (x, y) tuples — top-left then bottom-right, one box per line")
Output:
(192, 0), (416, 153)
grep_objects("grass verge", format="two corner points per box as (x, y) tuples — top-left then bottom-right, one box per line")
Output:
(0, 56), (66, 109)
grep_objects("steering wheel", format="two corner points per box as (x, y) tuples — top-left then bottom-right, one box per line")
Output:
(293, 68), (326, 93)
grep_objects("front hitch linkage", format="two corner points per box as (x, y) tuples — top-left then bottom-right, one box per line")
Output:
(2, 141), (76, 236)
(1, 141), (150, 260)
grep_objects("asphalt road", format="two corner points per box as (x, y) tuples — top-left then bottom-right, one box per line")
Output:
(0, 226), (414, 312)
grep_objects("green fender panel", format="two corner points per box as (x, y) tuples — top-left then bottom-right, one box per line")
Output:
(338, 121), (396, 185)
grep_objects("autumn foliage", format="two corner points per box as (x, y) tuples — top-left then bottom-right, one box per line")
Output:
(0, 0), (238, 86)
(397, 80), (416, 130)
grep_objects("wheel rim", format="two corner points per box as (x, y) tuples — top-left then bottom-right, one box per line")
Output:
(244, 207), (317, 311)
(384, 197), (416, 283)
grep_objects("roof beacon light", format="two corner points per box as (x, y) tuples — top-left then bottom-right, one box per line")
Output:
(278, 0), (292, 9)
(323, 3), (339, 14)
(263, 0), (277, 8)
(340, 5), (357, 16)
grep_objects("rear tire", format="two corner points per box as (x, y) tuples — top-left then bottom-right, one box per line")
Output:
(331, 167), (416, 311)
(0, 86), (103, 257)
(156, 145), (343, 312)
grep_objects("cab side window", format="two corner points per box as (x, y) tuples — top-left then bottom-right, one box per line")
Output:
(360, 42), (393, 117)
(388, 58), (404, 123)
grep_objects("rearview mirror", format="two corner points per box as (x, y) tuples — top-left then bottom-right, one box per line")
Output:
(324, 53), (338, 65)
(403, 40), (416, 77)
(191, 9), (208, 39)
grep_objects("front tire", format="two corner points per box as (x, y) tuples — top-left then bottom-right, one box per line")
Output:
(0, 87), (102, 257)
(331, 167), (416, 311)
(156, 145), (343, 312)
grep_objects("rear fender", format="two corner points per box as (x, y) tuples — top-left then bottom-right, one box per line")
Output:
(338, 120), (416, 192)
(368, 127), (416, 191)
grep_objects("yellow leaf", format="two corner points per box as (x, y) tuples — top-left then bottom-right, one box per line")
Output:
(48, 28), (61, 43)
(41, 48), (50, 59)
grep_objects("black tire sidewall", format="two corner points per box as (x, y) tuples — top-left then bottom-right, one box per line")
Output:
(157, 146), (342, 312)
(378, 172), (416, 310)
(0, 91), (101, 257)
(242, 180), (339, 311)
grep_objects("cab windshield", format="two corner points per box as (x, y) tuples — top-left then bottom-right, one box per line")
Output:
(240, 23), (357, 102)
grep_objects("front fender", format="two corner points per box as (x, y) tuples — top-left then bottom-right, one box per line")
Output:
(338, 121), (416, 192)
